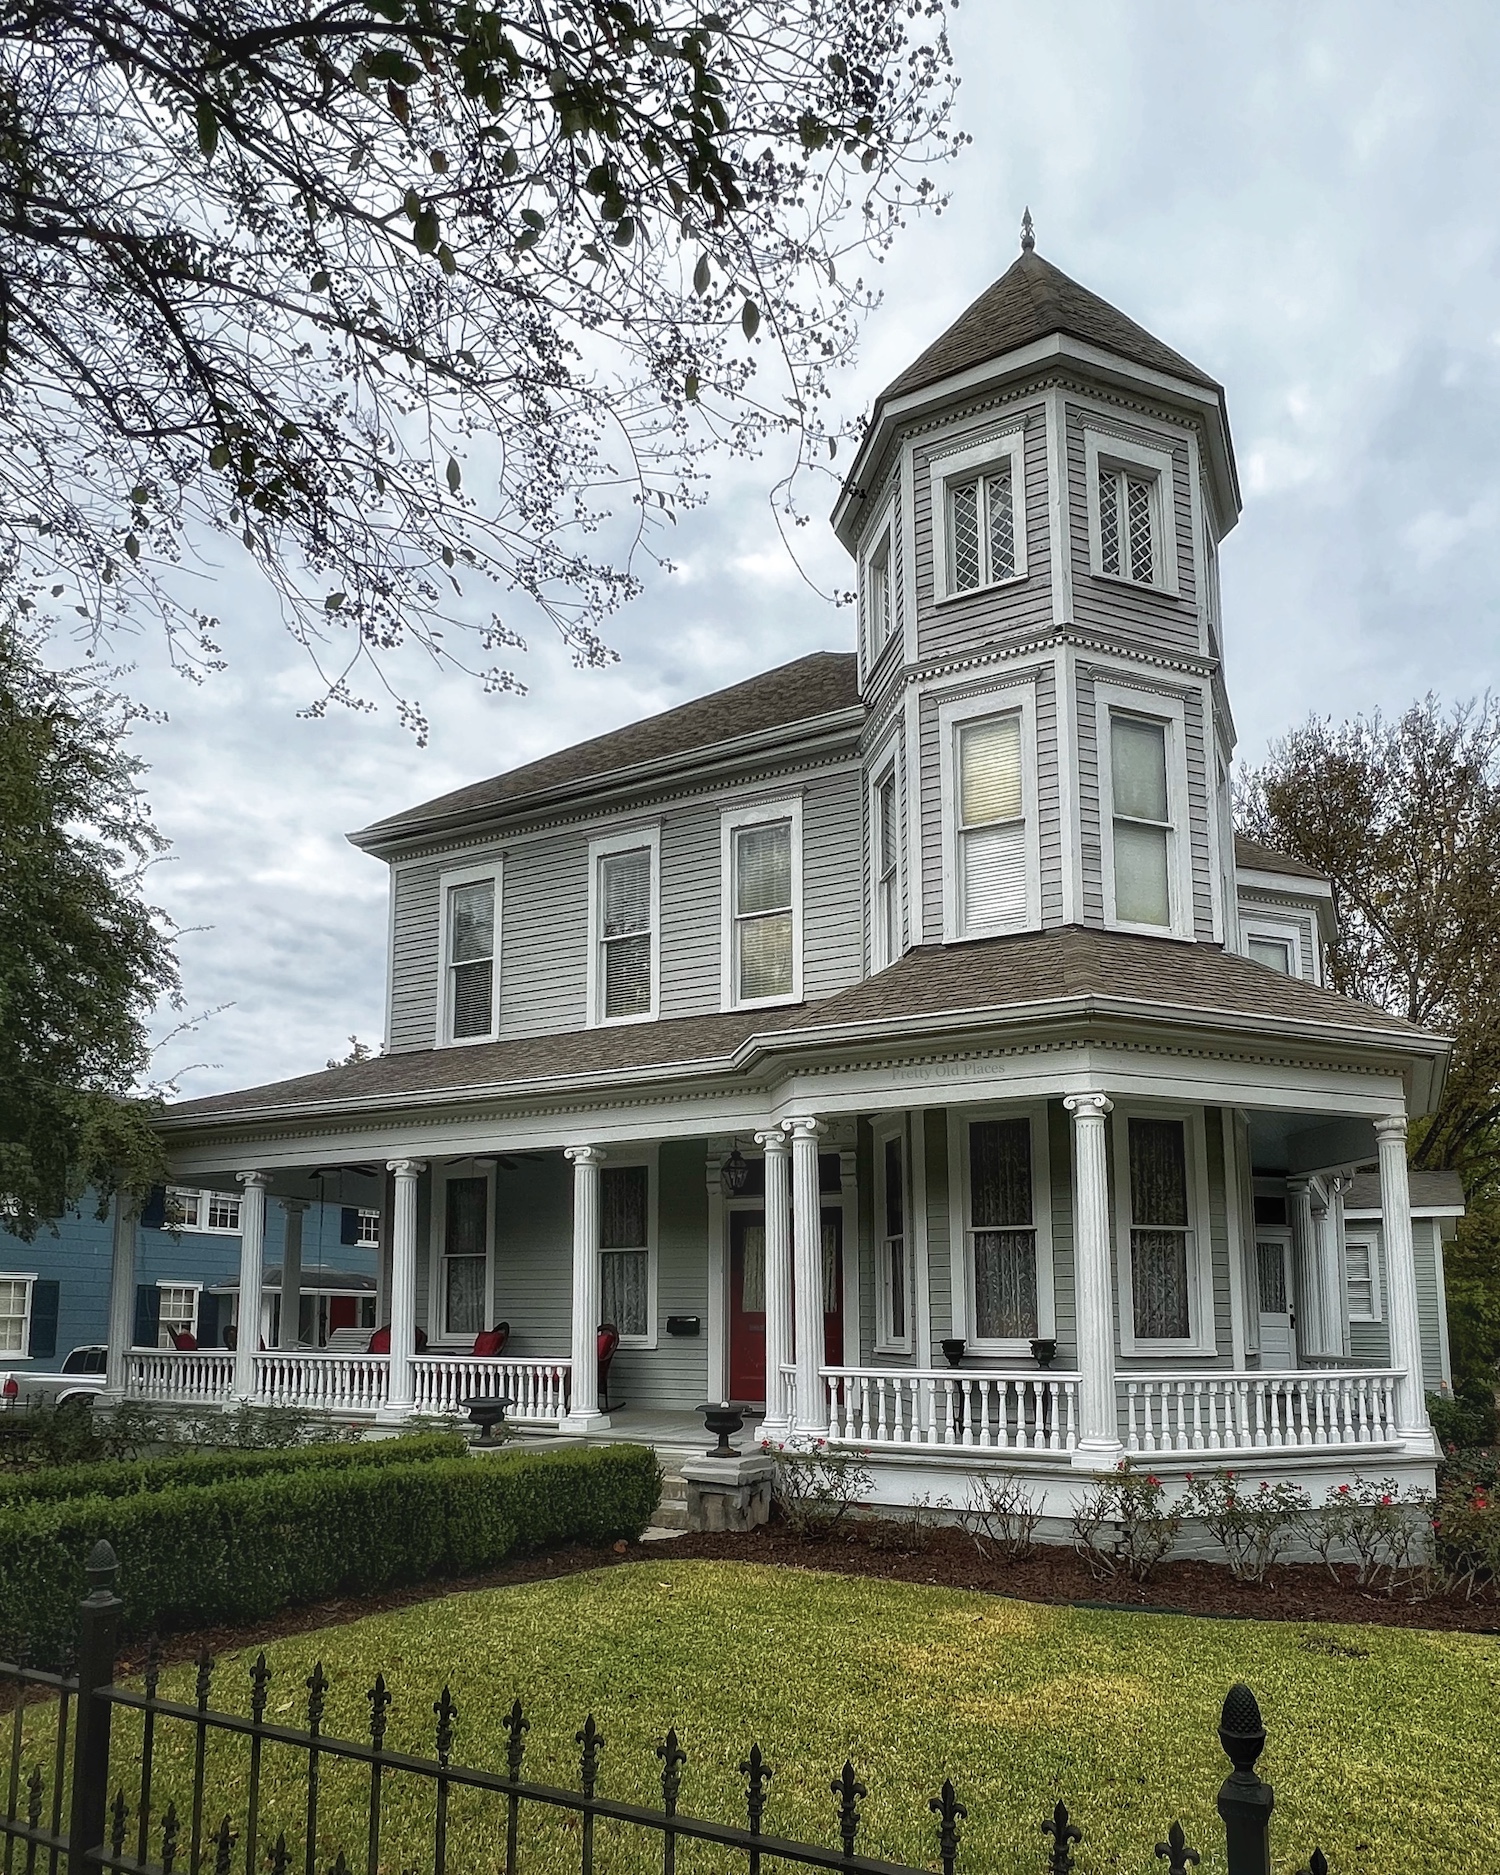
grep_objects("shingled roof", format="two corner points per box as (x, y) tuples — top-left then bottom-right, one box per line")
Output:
(163, 927), (1437, 1129)
(880, 247), (1221, 405)
(1233, 834), (1330, 884)
(353, 651), (861, 847)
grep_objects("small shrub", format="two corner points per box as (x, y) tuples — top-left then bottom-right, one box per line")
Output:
(1431, 1473), (1500, 1602)
(1427, 1380), (1498, 1453)
(864, 1493), (949, 1554)
(1311, 1478), (1432, 1589)
(964, 1473), (1043, 1562)
(764, 1439), (872, 1541)
(1070, 1464), (1180, 1582)
(0, 1443), (661, 1664)
(1180, 1470), (1311, 1584)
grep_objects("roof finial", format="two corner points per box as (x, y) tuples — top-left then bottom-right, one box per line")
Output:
(1020, 207), (1035, 253)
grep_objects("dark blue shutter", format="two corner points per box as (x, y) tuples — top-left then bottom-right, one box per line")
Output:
(140, 1187), (167, 1230)
(28, 1282), (59, 1361)
(197, 1293), (221, 1347)
(340, 1207), (360, 1246)
(133, 1285), (160, 1348)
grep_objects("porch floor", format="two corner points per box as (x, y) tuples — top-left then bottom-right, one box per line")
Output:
(508, 1408), (718, 1457)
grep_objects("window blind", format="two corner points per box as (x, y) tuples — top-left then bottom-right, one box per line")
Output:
(600, 848), (652, 1018)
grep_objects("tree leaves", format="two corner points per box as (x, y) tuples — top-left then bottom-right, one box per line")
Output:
(195, 99), (218, 159)
(741, 299), (760, 339)
(445, 457), (461, 493)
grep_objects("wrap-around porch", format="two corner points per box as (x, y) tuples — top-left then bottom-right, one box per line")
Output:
(111, 1090), (1438, 1473)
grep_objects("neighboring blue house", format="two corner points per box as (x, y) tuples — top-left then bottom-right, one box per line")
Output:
(0, 1182), (380, 1368)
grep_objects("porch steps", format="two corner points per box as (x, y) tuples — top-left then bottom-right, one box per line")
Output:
(643, 1459), (690, 1537)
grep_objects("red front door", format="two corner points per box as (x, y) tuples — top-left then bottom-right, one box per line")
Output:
(728, 1210), (767, 1403)
(727, 1206), (845, 1404)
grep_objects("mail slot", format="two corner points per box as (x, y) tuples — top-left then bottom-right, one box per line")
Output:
(665, 1315), (701, 1337)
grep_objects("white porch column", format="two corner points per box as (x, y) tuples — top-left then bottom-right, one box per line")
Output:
(277, 1199), (308, 1349)
(755, 1128), (793, 1436)
(232, 1172), (269, 1403)
(1375, 1115), (1436, 1449)
(379, 1159), (425, 1420)
(1286, 1178), (1324, 1358)
(1315, 1180), (1349, 1359)
(102, 1191), (138, 1399)
(788, 1116), (828, 1438)
(1064, 1095), (1123, 1466)
(563, 1146), (610, 1431)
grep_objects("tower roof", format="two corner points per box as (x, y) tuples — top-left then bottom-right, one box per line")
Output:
(880, 245), (1220, 405)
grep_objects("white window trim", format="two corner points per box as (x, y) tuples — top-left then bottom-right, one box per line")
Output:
(156, 1281), (202, 1345)
(599, 1146), (659, 1349)
(355, 1208), (381, 1247)
(930, 429), (1029, 603)
(1083, 427), (1179, 596)
(938, 684), (1042, 943)
(0, 1274), (37, 1361)
(587, 823), (661, 1027)
(1112, 1104), (1216, 1358)
(945, 1104), (1056, 1357)
(719, 798), (803, 1012)
(1094, 679), (1195, 942)
(1344, 1228), (1383, 1325)
(1240, 913), (1305, 980)
(427, 1162), (497, 1347)
(862, 503), (896, 667)
(435, 861), (503, 1046)
(868, 741), (904, 973)
(166, 1187), (242, 1235)
(872, 1117), (914, 1356)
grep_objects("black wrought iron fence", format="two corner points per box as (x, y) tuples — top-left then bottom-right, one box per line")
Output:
(3, 1542), (1330, 1875)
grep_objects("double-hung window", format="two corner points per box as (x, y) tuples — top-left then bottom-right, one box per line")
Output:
(164, 1187), (201, 1230)
(1097, 684), (1191, 938)
(930, 431), (1027, 601)
(1345, 1235), (1381, 1323)
(874, 768), (900, 970)
(157, 1283), (200, 1348)
(1247, 935), (1293, 974)
(600, 1163), (652, 1342)
(441, 869), (499, 1042)
(1242, 916), (1303, 978)
(0, 1277), (32, 1355)
(355, 1208), (382, 1247)
(967, 1117), (1040, 1342)
(439, 1174), (489, 1339)
(875, 1129), (910, 1353)
(942, 691), (1038, 938)
(1125, 1116), (1194, 1343)
(722, 802), (801, 1008)
(165, 1188), (241, 1233)
(866, 524), (893, 659)
(590, 829), (659, 1024)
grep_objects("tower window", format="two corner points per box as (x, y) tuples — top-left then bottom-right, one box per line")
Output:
(949, 466), (1016, 592)
(1098, 465), (1157, 584)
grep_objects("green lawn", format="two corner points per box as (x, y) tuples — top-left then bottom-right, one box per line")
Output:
(118, 1561), (1499, 1875)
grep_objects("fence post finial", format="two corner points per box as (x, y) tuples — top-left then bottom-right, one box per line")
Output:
(1216, 1684), (1274, 1875)
(68, 1536), (124, 1875)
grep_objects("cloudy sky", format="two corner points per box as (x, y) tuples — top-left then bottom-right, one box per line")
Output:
(86, 1), (1500, 1098)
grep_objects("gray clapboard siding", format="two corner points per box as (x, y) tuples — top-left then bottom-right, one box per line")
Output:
(922, 1110), (953, 1348)
(1034, 663), (1064, 926)
(1063, 403), (1202, 654)
(1074, 664), (1105, 924)
(388, 863), (444, 1052)
(1413, 1219), (1448, 1392)
(608, 1140), (711, 1409)
(1183, 688), (1215, 939)
(911, 404), (1054, 662)
(1045, 1102), (1077, 1362)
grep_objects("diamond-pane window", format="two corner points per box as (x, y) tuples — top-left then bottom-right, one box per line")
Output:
(1098, 464), (1159, 586)
(949, 479), (981, 590)
(947, 466), (1016, 592)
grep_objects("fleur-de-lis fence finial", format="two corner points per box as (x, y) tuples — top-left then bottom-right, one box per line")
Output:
(656, 1730), (687, 1814)
(162, 1801), (181, 1875)
(111, 1788), (131, 1858)
(740, 1744), (773, 1834)
(305, 1662), (328, 1736)
(1154, 1820), (1200, 1874)
(503, 1699), (529, 1781)
(1041, 1801), (1082, 1875)
(265, 1832), (290, 1875)
(576, 1715), (604, 1798)
(434, 1687), (457, 1766)
(368, 1673), (392, 1752)
(929, 1779), (967, 1875)
(195, 1648), (216, 1710)
(214, 1814), (236, 1875)
(250, 1653), (272, 1725)
(26, 1764), (44, 1829)
(831, 1762), (866, 1859)
(1295, 1854), (1330, 1875)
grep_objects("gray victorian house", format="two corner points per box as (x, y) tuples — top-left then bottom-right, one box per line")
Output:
(106, 231), (1459, 1515)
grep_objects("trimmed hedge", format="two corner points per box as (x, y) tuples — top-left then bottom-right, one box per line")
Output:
(0, 1431), (468, 1505)
(0, 1444), (661, 1663)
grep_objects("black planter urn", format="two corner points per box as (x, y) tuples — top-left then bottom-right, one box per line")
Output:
(1029, 1338), (1058, 1370)
(940, 1337), (967, 1369)
(698, 1401), (748, 1457)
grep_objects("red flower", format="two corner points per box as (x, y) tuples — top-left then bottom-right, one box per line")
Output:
(1336, 1483), (1350, 1495)
(1379, 1495), (1392, 1506)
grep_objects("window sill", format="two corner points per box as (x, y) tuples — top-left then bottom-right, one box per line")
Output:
(947, 917), (1040, 946)
(438, 1031), (500, 1049)
(1104, 917), (1196, 945)
(872, 1341), (914, 1360)
(615, 1335), (657, 1352)
(933, 572), (1030, 607)
(1086, 568), (1181, 600)
(723, 991), (804, 1015)
(1119, 1341), (1219, 1361)
(962, 1338), (1057, 1362)
(589, 1008), (659, 1029)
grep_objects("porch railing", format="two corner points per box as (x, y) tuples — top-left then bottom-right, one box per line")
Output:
(412, 1354), (571, 1425)
(1121, 1369), (1402, 1456)
(823, 1367), (1081, 1454)
(253, 1350), (390, 1414)
(124, 1348), (235, 1404)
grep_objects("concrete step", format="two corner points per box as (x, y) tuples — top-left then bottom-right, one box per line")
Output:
(649, 1499), (691, 1531)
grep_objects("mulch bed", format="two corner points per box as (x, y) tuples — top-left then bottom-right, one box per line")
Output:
(95, 1515), (1498, 1680)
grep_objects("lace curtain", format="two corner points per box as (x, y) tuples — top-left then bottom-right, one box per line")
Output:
(973, 1230), (1037, 1339)
(601, 1250), (648, 1337)
(1129, 1119), (1189, 1337)
(601, 1166), (648, 1248)
(969, 1119), (1032, 1227)
(738, 1222), (766, 1312)
(443, 1176), (488, 1336)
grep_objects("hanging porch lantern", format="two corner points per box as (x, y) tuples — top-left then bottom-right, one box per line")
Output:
(721, 1144), (751, 1196)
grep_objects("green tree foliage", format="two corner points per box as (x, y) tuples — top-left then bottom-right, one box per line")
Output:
(1239, 697), (1500, 1390)
(0, 615), (178, 1236)
(0, 2), (959, 736)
